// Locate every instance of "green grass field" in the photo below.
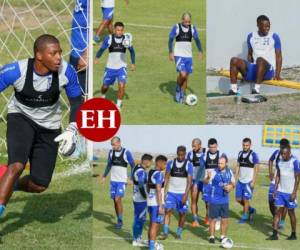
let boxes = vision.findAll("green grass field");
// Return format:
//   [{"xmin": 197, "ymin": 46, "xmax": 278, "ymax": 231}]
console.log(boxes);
[
  {"xmin": 93, "ymin": 159, "xmax": 300, "ymax": 250},
  {"xmin": 93, "ymin": 0, "xmax": 206, "ymax": 124}
]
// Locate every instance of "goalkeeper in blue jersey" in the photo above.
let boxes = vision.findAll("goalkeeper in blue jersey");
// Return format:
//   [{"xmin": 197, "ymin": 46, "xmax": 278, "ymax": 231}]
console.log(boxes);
[
  {"xmin": 168, "ymin": 12, "xmax": 203, "ymax": 103},
  {"xmin": 0, "ymin": 34, "xmax": 83, "ymax": 218}
]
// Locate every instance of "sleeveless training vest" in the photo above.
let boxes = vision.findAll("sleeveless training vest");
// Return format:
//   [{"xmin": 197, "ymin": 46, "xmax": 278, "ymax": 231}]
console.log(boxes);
[{"xmin": 176, "ymin": 23, "xmax": 192, "ymax": 42}]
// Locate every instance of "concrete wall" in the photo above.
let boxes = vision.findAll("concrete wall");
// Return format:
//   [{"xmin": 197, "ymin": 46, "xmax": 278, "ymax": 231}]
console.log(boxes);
[
  {"xmin": 207, "ymin": 0, "xmax": 300, "ymax": 69},
  {"xmin": 94, "ymin": 125, "xmax": 300, "ymax": 161}
]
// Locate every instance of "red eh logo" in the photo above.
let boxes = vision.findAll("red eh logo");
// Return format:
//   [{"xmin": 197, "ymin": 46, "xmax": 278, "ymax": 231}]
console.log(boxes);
[{"xmin": 76, "ymin": 98, "xmax": 121, "ymax": 142}]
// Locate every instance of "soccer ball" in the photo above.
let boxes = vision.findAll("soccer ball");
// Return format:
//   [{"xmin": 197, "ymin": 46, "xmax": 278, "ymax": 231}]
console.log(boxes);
[
  {"xmin": 185, "ymin": 94, "xmax": 198, "ymax": 106},
  {"xmin": 221, "ymin": 237, "xmax": 234, "ymax": 249},
  {"xmin": 122, "ymin": 33, "xmax": 132, "ymax": 48}
]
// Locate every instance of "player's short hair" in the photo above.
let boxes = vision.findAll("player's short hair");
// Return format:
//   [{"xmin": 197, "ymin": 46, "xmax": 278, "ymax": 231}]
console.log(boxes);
[
  {"xmin": 192, "ymin": 138, "xmax": 201, "ymax": 145},
  {"xmin": 111, "ymin": 136, "xmax": 121, "ymax": 144},
  {"xmin": 33, "ymin": 34, "xmax": 60, "ymax": 55},
  {"xmin": 114, "ymin": 21, "xmax": 125, "ymax": 28},
  {"xmin": 243, "ymin": 137, "xmax": 252, "ymax": 144},
  {"xmin": 182, "ymin": 12, "xmax": 192, "ymax": 20},
  {"xmin": 141, "ymin": 154, "xmax": 153, "ymax": 162},
  {"xmin": 155, "ymin": 155, "xmax": 168, "ymax": 162},
  {"xmin": 208, "ymin": 138, "xmax": 217, "ymax": 146},
  {"xmin": 281, "ymin": 144, "xmax": 291, "ymax": 152},
  {"xmin": 177, "ymin": 145, "xmax": 186, "ymax": 153},
  {"xmin": 280, "ymin": 138, "xmax": 290, "ymax": 146},
  {"xmin": 257, "ymin": 15, "xmax": 270, "ymax": 24}
]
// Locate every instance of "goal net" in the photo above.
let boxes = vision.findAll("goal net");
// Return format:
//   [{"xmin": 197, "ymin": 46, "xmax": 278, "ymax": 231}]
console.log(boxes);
[{"xmin": 0, "ymin": 0, "xmax": 92, "ymax": 160}]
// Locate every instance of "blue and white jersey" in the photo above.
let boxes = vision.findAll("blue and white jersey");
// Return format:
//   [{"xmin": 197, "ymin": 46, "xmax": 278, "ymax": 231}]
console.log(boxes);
[
  {"xmin": 71, "ymin": 0, "xmax": 88, "ymax": 58},
  {"xmin": 276, "ymin": 155, "xmax": 300, "ymax": 194},
  {"xmin": 269, "ymin": 149, "xmax": 281, "ymax": 184},
  {"xmin": 147, "ymin": 170, "xmax": 165, "ymax": 206},
  {"xmin": 210, "ymin": 167, "xmax": 235, "ymax": 204},
  {"xmin": 106, "ymin": 148, "xmax": 135, "ymax": 182},
  {"xmin": 101, "ymin": 35, "xmax": 133, "ymax": 69},
  {"xmin": 101, "ymin": 0, "xmax": 115, "ymax": 8},
  {"xmin": 247, "ymin": 31, "xmax": 281, "ymax": 69},
  {"xmin": 166, "ymin": 159, "xmax": 193, "ymax": 194},
  {"xmin": 132, "ymin": 165, "xmax": 147, "ymax": 202},
  {"xmin": 169, "ymin": 23, "xmax": 199, "ymax": 58},
  {"xmin": 237, "ymin": 150, "xmax": 259, "ymax": 183},
  {"xmin": 0, "ymin": 59, "xmax": 81, "ymax": 129},
  {"xmin": 187, "ymin": 150, "xmax": 205, "ymax": 180}
]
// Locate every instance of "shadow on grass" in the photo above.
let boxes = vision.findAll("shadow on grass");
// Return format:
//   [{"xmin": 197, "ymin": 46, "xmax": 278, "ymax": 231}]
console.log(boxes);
[
  {"xmin": 159, "ymin": 81, "xmax": 195, "ymax": 98},
  {"xmin": 0, "ymin": 189, "xmax": 92, "ymax": 237}
]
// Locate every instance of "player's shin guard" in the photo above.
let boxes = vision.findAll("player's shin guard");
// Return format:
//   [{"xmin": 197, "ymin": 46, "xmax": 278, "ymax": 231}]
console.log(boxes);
[
  {"xmin": 0, "ymin": 204, "xmax": 6, "ymax": 217},
  {"xmin": 163, "ymin": 224, "xmax": 169, "ymax": 235}
]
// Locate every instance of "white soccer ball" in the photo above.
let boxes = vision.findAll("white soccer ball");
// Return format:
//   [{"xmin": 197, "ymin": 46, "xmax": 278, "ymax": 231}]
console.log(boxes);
[
  {"xmin": 185, "ymin": 94, "xmax": 198, "ymax": 106},
  {"xmin": 122, "ymin": 33, "xmax": 132, "ymax": 48},
  {"xmin": 221, "ymin": 237, "xmax": 234, "ymax": 249}
]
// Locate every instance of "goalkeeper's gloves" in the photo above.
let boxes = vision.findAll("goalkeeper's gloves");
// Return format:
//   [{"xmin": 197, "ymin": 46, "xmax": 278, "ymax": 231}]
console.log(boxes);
[{"xmin": 54, "ymin": 122, "xmax": 78, "ymax": 156}]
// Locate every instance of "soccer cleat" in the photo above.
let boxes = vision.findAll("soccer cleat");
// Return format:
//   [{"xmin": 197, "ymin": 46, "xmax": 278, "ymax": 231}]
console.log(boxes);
[
  {"xmin": 251, "ymin": 89, "xmax": 260, "ymax": 94},
  {"xmin": 155, "ymin": 242, "xmax": 164, "ymax": 250},
  {"xmin": 132, "ymin": 237, "xmax": 148, "ymax": 247},
  {"xmin": 191, "ymin": 220, "xmax": 200, "ymax": 228},
  {"xmin": 175, "ymin": 234, "xmax": 182, "ymax": 240},
  {"xmin": 286, "ymin": 234, "xmax": 297, "ymax": 240},
  {"xmin": 209, "ymin": 236, "xmax": 215, "ymax": 244},
  {"xmin": 266, "ymin": 234, "xmax": 278, "ymax": 240},
  {"xmin": 228, "ymin": 89, "xmax": 237, "ymax": 95},
  {"xmin": 204, "ymin": 216, "xmax": 209, "ymax": 226},
  {"xmin": 158, "ymin": 234, "xmax": 168, "ymax": 240},
  {"xmin": 115, "ymin": 221, "xmax": 123, "ymax": 229}
]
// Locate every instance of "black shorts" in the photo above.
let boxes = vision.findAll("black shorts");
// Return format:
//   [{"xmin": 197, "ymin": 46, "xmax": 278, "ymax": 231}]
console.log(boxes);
[
  {"xmin": 6, "ymin": 113, "xmax": 61, "ymax": 187},
  {"xmin": 209, "ymin": 203, "xmax": 229, "ymax": 219}
]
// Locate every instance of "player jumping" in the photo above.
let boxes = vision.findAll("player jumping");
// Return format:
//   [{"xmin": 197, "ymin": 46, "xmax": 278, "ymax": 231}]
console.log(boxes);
[
  {"xmin": 229, "ymin": 15, "xmax": 282, "ymax": 95},
  {"xmin": 94, "ymin": 0, "xmax": 129, "ymax": 43},
  {"xmin": 235, "ymin": 138, "xmax": 259, "ymax": 224},
  {"xmin": 0, "ymin": 34, "xmax": 82, "ymax": 217},
  {"xmin": 160, "ymin": 146, "xmax": 193, "ymax": 240},
  {"xmin": 95, "ymin": 22, "xmax": 136, "ymax": 109},
  {"xmin": 168, "ymin": 12, "xmax": 203, "ymax": 103},
  {"xmin": 101, "ymin": 136, "xmax": 135, "ymax": 229},
  {"xmin": 147, "ymin": 155, "xmax": 168, "ymax": 250},
  {"xmin": 268, "ymin": 145, "xmax": 300, "ymax": 240}
]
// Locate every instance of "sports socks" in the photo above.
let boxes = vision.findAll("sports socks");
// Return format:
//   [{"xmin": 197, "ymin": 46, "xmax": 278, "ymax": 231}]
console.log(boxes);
[
  {"xmin": 231, "ymin": 83, "xmax": 238, "ymax": 92},
  {"xmin": 176, "ymin": 227, "xmax": 183, "ymax": 236},
  {"xmin": 149, "ymin": 240, "xmax": 155, "ymax": 250},
  {"xmin": 163, "ymin": 224, "xmax": 169, "ymax": 235},
  {"xmin": 0, "ymin": 204, "xmax": 6, "ymax": 217},
  {"xmin": 116, "ymin": 99, "xmax": 122, "ymax": 108}
]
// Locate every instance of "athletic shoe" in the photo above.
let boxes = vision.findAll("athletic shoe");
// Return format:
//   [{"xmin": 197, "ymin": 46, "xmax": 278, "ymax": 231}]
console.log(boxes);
[
  {"xmin": 209, "ymin": 236, "xmax": 215, "ymax": 244},
  {"xmin": 251, "ymin": 89, "xmax": 260, "ymax": 94},
  {"xmin": 175, "ymin": 234, "xmax": 181, "ymax": 240},
  {"xmin": 191, "ymin": 220, "xmax": 200, "ymax": 228},
  {"xmin": 228, "ymin": 89, "xmax": 237, "ymax": 95},
  {"xmin": 115, "ymin": 222, "xmax": 123, "ymax": 229},
  {"xmin": 132, "ymin": 237, "xmax": 148, "ymax": 247},
  {"xmin": 266, "ymin": 234, "xmax": 278, "ymax": 240},
  {"xmin": 286, "ymin": 234, "xmax": 297, "ymax": 240},
  {"xmin": 155, "ymin": 242, "xmax": 164, "ymax": 250},
  {"xmin": 158, "ymin": 234, "xmax": 168, "ymax": 240},
  {"xmin": 204, "ymin": 216, "xmax": 209, "ymax": 226}
]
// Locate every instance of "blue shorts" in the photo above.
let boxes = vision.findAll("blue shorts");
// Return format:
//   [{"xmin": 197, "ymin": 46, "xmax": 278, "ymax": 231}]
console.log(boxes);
[
  {"xmin": 268, "ymin": 183, "xmax": 276, "ymax": 202},
  {"xmin": 209, "ymin": 203, "xmax": 229, "ymax": 219},
  {"xmin": 148, "ymin": 206, "xmax": 164, "ymax": 224},
  {"xmin": 275, "ymin": 191, "xmax": 298, "ymax": 209},
  {"xmin": 165, "ymin": 192, "xmax": 189, "ymax": 214},
  {"xmin": 103, "ymin": 67, "xmax": 127, "ymax": 86},
  {"xmin": 236, "ymin": 181, "xmax": 253, "ymax": 200},
  {"xmin": 175, "ymin": 56, "xmax": 193, "ymax": 74},
  {"xmin": 202, "ymin": 183, "xmax": 212, "ymax": 203},
  {"xmin": 244, "ymin": 61, "xmax": 274, "ymax": 82},
  {"xmin": 192, "ymin": 180, "xmax": 203, "ymax": 192},
  {"xmin": 110, "ymin": 181, "xmax": 126, "ymax": 199},
  {"xmin": 133, "ymin": 201, "xmax": 147, "ymax": 223},
  {"xmin": 102, "ymin": 7, "xmax": 114, "ymax": 20}
]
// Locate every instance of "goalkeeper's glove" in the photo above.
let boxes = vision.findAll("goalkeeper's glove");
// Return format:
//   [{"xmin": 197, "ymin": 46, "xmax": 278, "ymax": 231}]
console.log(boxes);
[{"xmin": 54, "ymin": 122, "xmax": 78, "ymax": 156}]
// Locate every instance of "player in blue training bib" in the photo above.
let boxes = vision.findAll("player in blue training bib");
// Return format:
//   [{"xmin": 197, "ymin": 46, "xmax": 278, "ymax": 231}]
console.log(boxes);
[
  {"xmin": 160, "ymin": 146, "xmax": 193, "ymax": 240},
  {"xmin": 95, "ymin": 22, "xmax": 136, "ymax": 110},
  {"xmin": 186, "ymin": 138, "xmax": 205, "ymax": 227},
  {"xmin": 204, "ymin": 157, "xmax": 235, "ymax": 244},
  {"xmin": 93, "ymin": 0, "xmax": 129, "ymax": 43},
  {"xmin": 100, "ymin": 136, "xmax": 135, "ymax": 229},
  {"xmin": 168, "ymin": 12, "xmax": 203, "ymax": 103},
  {"xmin": 235, "ymin": 138, "xmax": 259, "ymax": 224},
  {"xmin": 267, "ymin": 145, "xmax": 300, "ymax": 241},
  {"xmin": 147, "ymin": 155, "xmax": 168, "ymax": 250},
  {"xmin": 70, "ymin": 0, "xmax": 88, "ymax": 93},
  {"xmin": 228, "ymin": 15, "xmax": 282, "ymax": 95},
  {"xmin": 131, "ymin": 154, "xmax": 153, "ymax": 247},
  {"xmin": 268, "ymin": 138, "xmax": 290, "ymax": 229}
]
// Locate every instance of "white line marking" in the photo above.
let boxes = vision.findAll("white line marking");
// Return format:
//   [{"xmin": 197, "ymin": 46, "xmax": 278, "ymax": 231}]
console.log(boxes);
[
  {"xmin": 93, "ymin": 21, "xmax": 206, "ymax": 32},
  {"xmin": 93, "ymin": 236, "xmax": 283, "ymax": 250},
  {"xmin": 53, "ymin": 160, "xmax": 91, "ymax": 180}
]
